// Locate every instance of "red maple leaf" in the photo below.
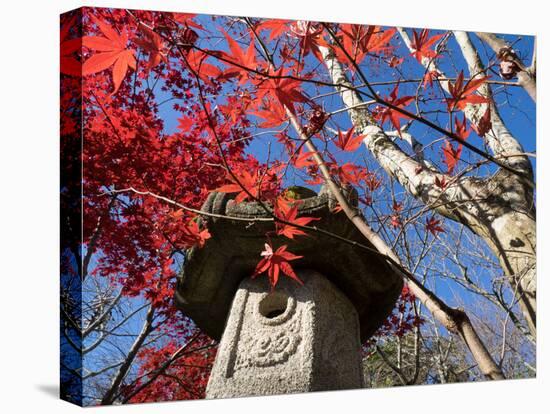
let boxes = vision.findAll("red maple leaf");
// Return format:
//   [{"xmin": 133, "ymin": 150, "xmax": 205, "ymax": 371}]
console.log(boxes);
[
  {"xmin": 337, "ymin": 25, "xmax": 395, "ymax": 65},
  {"xmin": 215, "ymin": 170, "xmax": 261, "ymax": 204},
  {"xmin": 393, "ymin": 200, "xmax": 403, "ymax": 213},
  {"xmin": 220, "ymin": 29, "xmax": 258, "ymax": 84},
  {"xmin": 373, "ymin": 85, "xmax": 415, "ymax": 132},
  {"xmin": 390, "ymin": 201, "xmax": 403, "ymax": 228},
  {"xmin": 389, "ymin": 56, "xmax": 404, "ymax": 68},
  {"xmin": 363, "ymin": 26, "xmax": 396, "ymax": 53},
  {"xmin": 445, "ymin": 71, "xmax": 489, "ymax": 111},
  {"xmin": 60, "ymin": 16, "xmax": 82, "ymax": 76},
  {"xmin": 184, "ymin": 49, "xmax": 222, "ymax": 82},
  {"xmin": 252, "ymin": 243, "xmax": 303, "ymax": 287},
  {"xmin": 177, "ymin": 116, "xmax": 193, "ymax": 132},
  {"xmin": 422, "ymin": 70, "xmax": 441, "ymax": 88},
  {"xmin": 260, "ymin": 68, "xmax": 309, "ymax": 114},
  {"xmin": 442, "ymin": 140, "xmax": 462, "ymax": 175},
  {"xmin": 171, "ymin": 13, "xmax": 205, "ymax": 31},
  {"xmin": 333, "ymin": 126, "xmax": 365, "ymax": 152},
  {"xmin": 180, "ymin": 219, "xmax": 211, "ymax": 248},
  {"xmin": 434, "ymin": 175, "xmax": 448, "ymax": 190},
  {"xmin": 364, "ymin": 172, "xmax": 382, "ymax": 191},
  {"xmin": 442, "ymin": 116, "xmax": 470, "ymax": 174},
  {"xmin": 289, "ymin": 21, "xmax": 329, "ymax": 64},
  {"xmin": 410, "ymin": 29, "xmax": 444, "ymax": 62},
  {"xmin": 293, "ymin": 150, "xmax": 316, "ymax": 168},
  {"xmin": 425, "ymin": 216, "xmax": 445, "ymax": 236},
  {"xmin": 304, "ymin": 174, "xmax": 324, "ymax": 185},
  {"xmin": 256, "ymin": 19, "xmax": 290, "ymax": 41},
  {"xmin": 275, "ymin": 198, "xmax": 319, "ymax": 239},
  {"xmin": 472, "ymin": 107, "xmax": 492, "ymax": 137},
  {"xmin": 454, "ymin": 115, "xmax": 471, "ymax": 141},
  {"xmin": 390, "ymin": 214, "xmax": 401, "ymax": 228},
  {"xmin": 134, "ymin": 22, "xmax": 168, "ymax": 73},
  {"xmin": 253, "ymin": 99, "xmax": 288, "ymax": 128},
  {"xmin": 82, "ymin": 14, "xmax": 136, "ymax": 93},
  {"xmin": 335, "ymin": 163, "xmax": 365, "ymax": 186}
]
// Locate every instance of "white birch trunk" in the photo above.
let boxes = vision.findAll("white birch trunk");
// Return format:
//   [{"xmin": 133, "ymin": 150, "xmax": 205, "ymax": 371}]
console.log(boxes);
[{"xmin": 319, "ymin": 35, "xmax": 536, "ymax": 337}]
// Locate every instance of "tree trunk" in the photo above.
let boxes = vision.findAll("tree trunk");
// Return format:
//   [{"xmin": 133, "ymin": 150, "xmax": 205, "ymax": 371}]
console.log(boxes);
[
  {"xmin": 318, "ymin": 40, "xmax": 537, "ymax": 338},
  {"xmin": 452, "ymin": 172, "xmax": 536, "ymax": 336},
  {"xmin": 476, "ymin": 31, "xmax": 536, "ymax": 102}
]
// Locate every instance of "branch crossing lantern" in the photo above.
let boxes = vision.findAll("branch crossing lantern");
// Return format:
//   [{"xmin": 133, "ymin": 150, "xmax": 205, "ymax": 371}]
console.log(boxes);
[{"xmin": 175, "ymin": 186, "xmax": 403, "ymax": 397}]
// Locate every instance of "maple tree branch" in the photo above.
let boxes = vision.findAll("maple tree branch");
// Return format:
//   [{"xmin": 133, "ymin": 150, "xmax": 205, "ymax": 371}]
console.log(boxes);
[
  {"xmin": 296, "ymin": 111, "xmax": 505, "ymax": 380},
  {"xmin": 82, "ymin": 195, "xmax": 117, "ymax": 280},
  {"xmin": 317, "ymin": 38, "xmax": 504, "ymax": 237},
  {"xmin": 120, "ymin": 333, "xmax": 212, "ymax": 403},
  {"xmin": 161, "ymin": 373, "xmax": 203, "ymax": 398},
  {"xmin": 83, "ymin": 289, "xmax": 123, "ymax": 338},
  {"xmin": 172, "ymin": 36, "xmax": 284, "ymax": 221},
  {"xmin": 102, "ymin": 187, "xmax": 396, "ymax": 261},
  {"xmin": 441, "ymin": 244, "xmax": 535, "ymax": 344},
  {"xmin": 299, "ymin": 113, "xmax": 505, "ymax": 378},
  {"xmin": 310, "ymin": 77, "xmax": 520, "ymax": 104},
  {"xmin": 130, "ymin": 13, "xmax": 378, "ymax": 103},
  {"xmin": 102, "ymin": 187, "xmax": 271, "ymax": 222},
  {"xmin": 375, "ymin": 345, "xmax": 410, "ymax": 385},
  {"xmin": 394, "ymin": 29, "xmax": 536, "ymax": 338},
  {"xmin": 61, "ymin": 326, "xmax": 82, "ymax": 354},
  {"xmin": 60, "ymin": 293, "xmax": 81, "ymax": 333},
  {"xmin": 150, "ymin": 16, "xmax": 526, "ymax": 184},
  {"xmin": 83, "ymin": 362, "xmax": 124, "ymax": 380},
  {"xmin": 189, "ymin": 43, "xmax": 378, "ymax": 99},
  {"xmin": 101, "ymin": 304, "xmax": 156, "ymax": 405},
  {"xmin": 82, "ymin": 301, "xmax": 152, "ymax": 355}
]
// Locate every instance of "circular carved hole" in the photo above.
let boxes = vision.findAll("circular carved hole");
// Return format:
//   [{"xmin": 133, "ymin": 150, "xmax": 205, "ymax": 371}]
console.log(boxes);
[{"xmin": 259, "ymin": 292, "xmax": 289, "ymax": 319}]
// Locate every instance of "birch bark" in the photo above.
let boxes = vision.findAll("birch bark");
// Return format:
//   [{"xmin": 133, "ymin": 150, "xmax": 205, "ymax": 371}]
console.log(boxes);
[{"xmin": 319, "ymin": 34, "xmax": 536, "ymax": 337}]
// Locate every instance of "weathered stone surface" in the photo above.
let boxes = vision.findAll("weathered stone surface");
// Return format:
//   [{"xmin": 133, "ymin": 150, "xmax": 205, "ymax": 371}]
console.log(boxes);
[
  {"xmin": 175, "ymin": 186, "xmax": 403, "ymax": 342},
  {"xmin": 205, "ymin": 270, "xmax": 364, "ymax": 398}
]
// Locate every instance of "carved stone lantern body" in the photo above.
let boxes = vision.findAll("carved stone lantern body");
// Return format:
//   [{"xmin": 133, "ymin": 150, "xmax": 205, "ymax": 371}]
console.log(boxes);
[{"xmin": 206, "ymin": 270, "xmax": 364, "ymax": 397}]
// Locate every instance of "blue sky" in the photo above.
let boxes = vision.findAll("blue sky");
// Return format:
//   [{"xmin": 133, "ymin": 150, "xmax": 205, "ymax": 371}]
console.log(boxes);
[
  {"xmin": 78, "ymin": 13, "xmax": 536, "ymax": 400},
  {"xmin": 156, "ymin": 16, "xmax": 535, "ymax": 178},
  {"xmin": 159, "ymin": 12, "xmax": 535, "ymax": 353}
]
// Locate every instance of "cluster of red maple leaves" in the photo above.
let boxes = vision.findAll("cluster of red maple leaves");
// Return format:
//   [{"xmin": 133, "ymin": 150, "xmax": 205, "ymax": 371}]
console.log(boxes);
[{"xmin": 60, "ymin": 6, "xmax": 497, "ymax": 402}]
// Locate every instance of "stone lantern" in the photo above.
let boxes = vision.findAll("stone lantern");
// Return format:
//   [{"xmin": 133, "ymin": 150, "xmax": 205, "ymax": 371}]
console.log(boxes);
[{"xmin": 175, "ymin": 186, "xmax": 402, "ymax": 398}]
